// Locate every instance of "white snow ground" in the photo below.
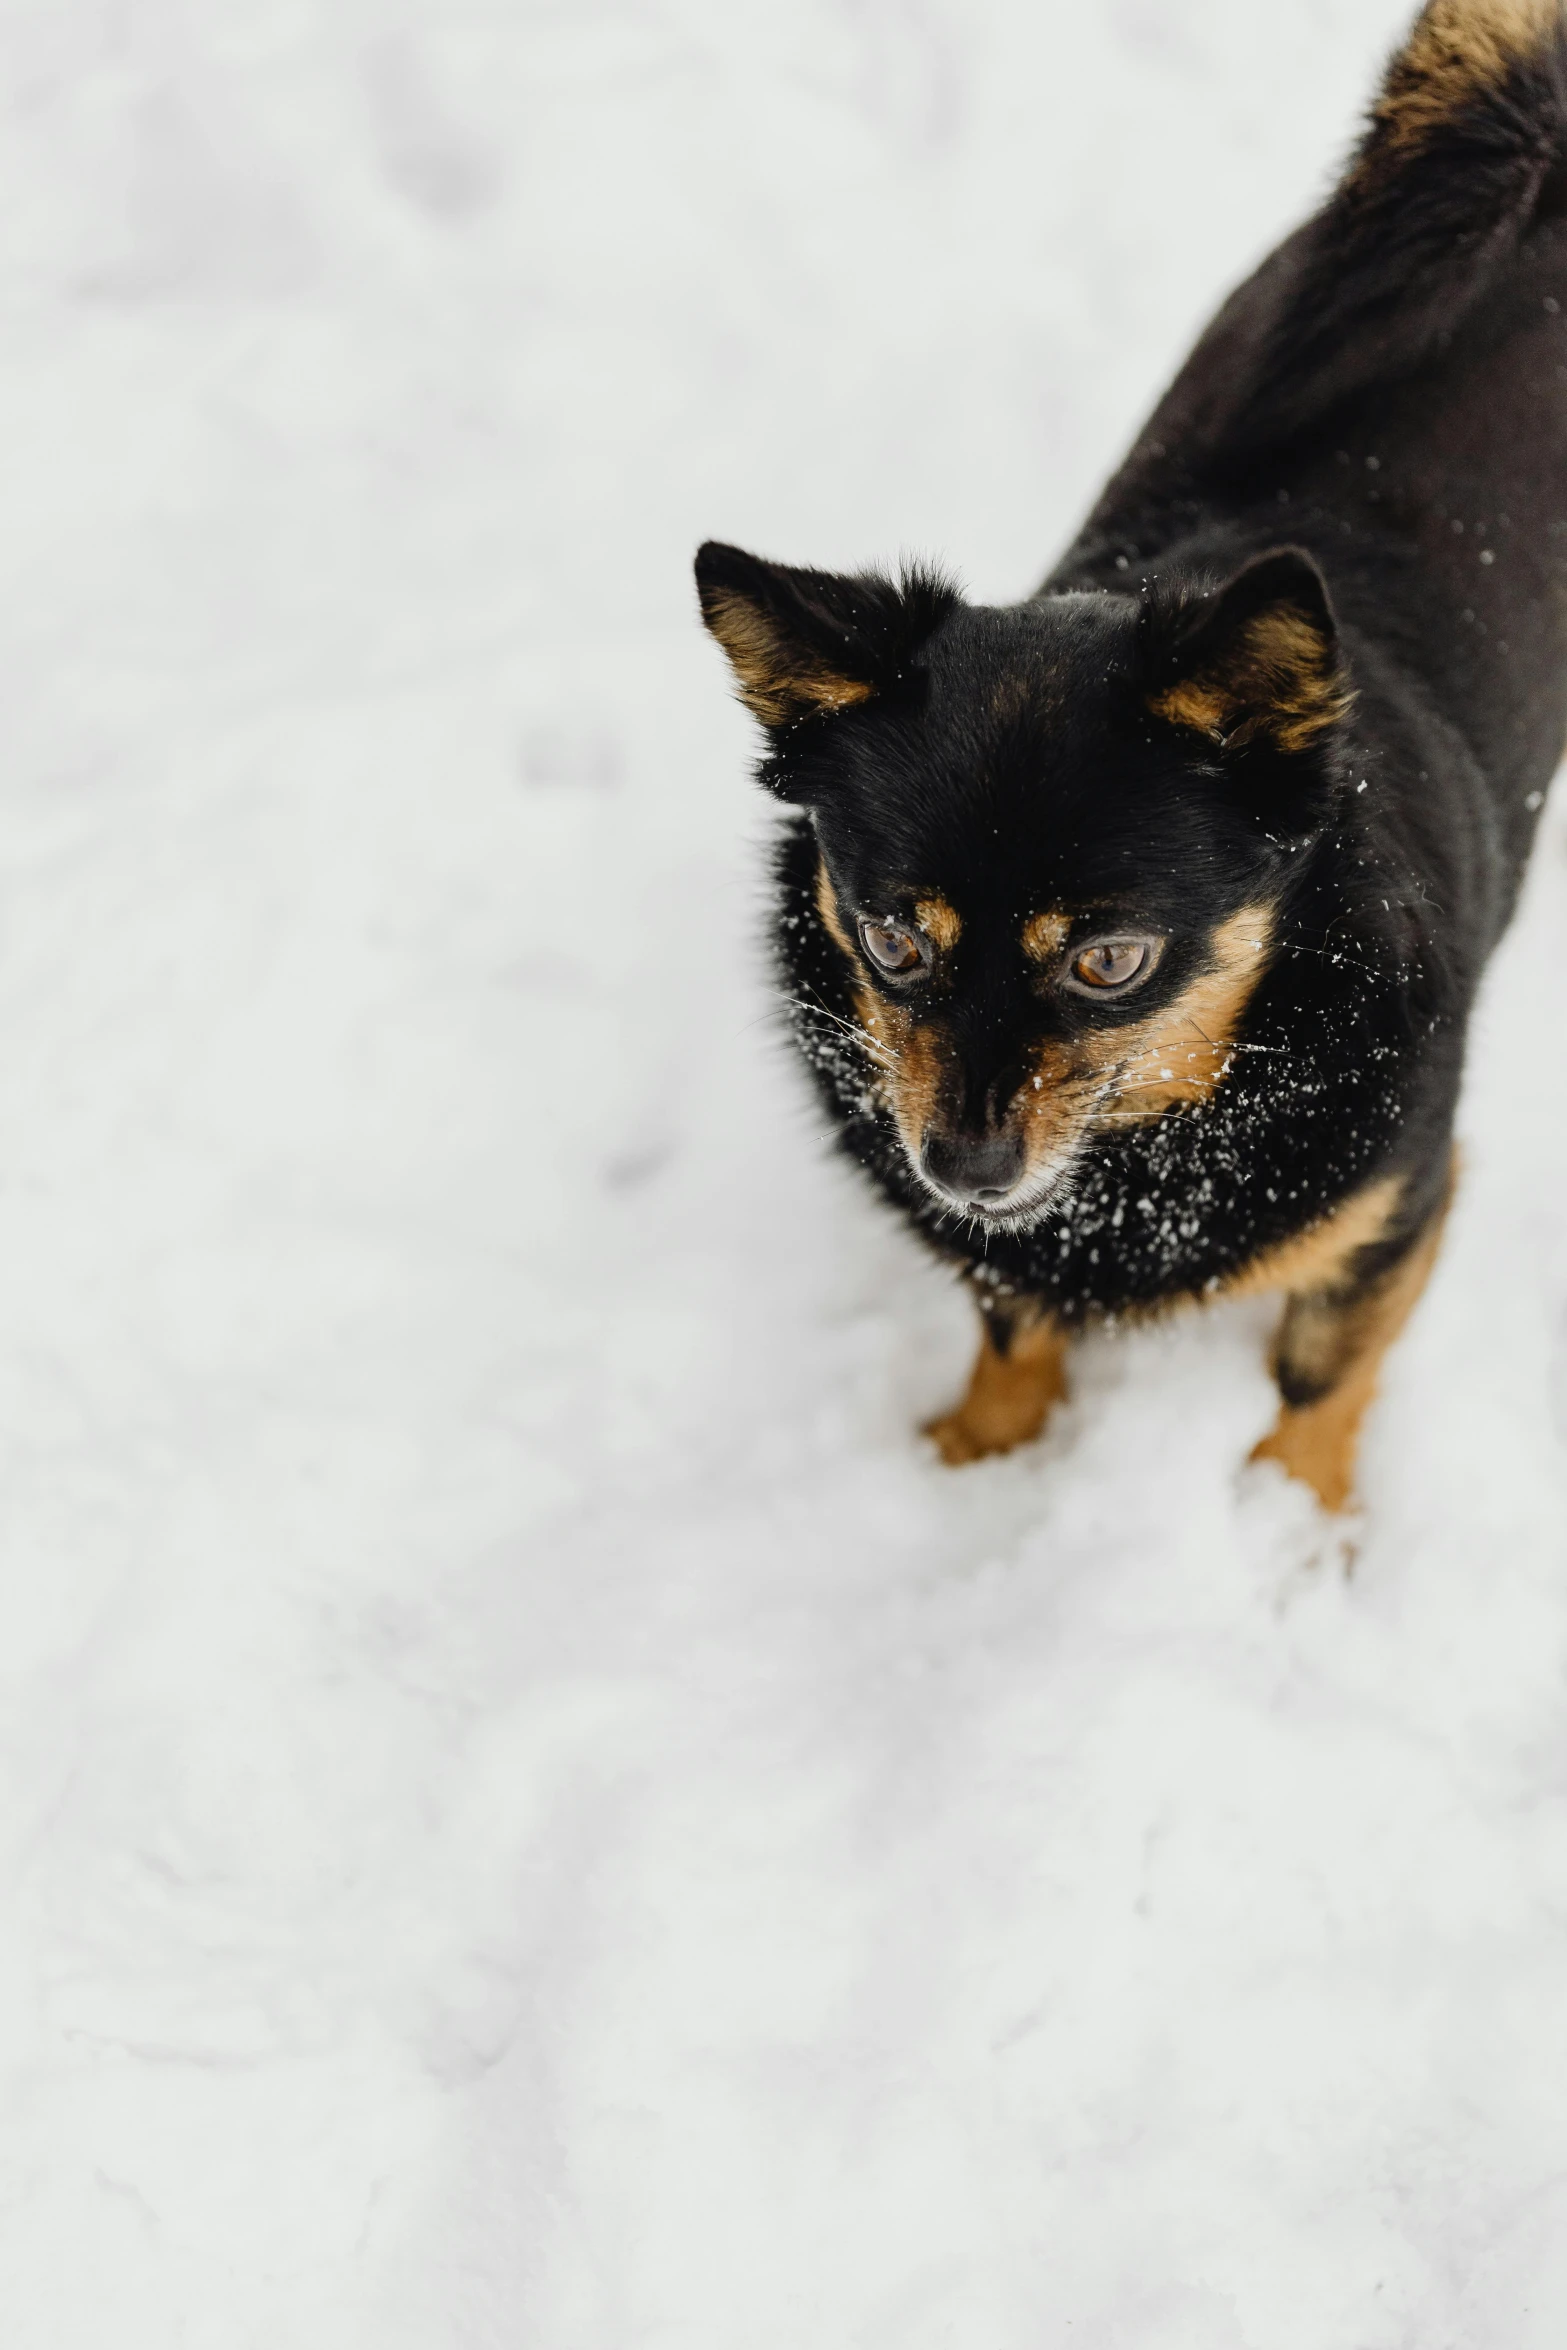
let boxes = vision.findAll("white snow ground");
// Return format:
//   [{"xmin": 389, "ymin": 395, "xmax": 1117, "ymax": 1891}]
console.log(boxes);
[{"xmin": 4, "ymin": 0, "xmax": 1567, "ymax": 2342}]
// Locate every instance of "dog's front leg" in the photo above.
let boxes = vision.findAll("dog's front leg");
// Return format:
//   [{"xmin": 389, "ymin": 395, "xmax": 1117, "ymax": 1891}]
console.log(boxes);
[{"xmin": 925, "ymin": 1298, "xmax": 1068, "ymax": 1466}]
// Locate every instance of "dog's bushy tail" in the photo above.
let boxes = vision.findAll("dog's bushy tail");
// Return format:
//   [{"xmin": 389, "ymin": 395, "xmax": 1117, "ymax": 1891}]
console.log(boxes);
[{"xmin": 1239, "ymin": 0, "xmax": 1567, "ymax": 447}]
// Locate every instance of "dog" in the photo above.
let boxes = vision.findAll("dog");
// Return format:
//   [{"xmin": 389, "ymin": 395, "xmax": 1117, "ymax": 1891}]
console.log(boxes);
[{"xmin": 696, "ymin": 0, "xmax": 1567, "ymax": 1512}]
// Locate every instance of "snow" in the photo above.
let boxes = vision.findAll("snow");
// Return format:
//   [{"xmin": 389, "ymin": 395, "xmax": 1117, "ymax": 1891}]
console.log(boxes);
[{"xmin": 4, "ymin": 1, "xmax": 1567, "ymax": 2343}]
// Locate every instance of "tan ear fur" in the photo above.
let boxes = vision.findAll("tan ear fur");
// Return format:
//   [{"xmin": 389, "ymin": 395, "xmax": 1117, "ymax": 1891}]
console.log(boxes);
[
  {"xmin": 1148, "ymin": 600, "xmax": 1353, "ymax": 754},
  {"xmin": 701, "ymin": 591, "xmax": 877, "ymax": 727}
]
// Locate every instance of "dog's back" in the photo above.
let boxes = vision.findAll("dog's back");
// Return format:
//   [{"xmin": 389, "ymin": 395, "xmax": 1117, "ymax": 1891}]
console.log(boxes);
[{"xmin": 1056, "ymin": 0, "xmax": 1567, "ymax": 936}]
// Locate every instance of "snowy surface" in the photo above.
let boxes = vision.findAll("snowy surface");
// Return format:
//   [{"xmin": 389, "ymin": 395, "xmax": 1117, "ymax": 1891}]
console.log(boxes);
[{"xmin": 6, "ymin": 1, "xmax": 1567, "ymax": 2343}]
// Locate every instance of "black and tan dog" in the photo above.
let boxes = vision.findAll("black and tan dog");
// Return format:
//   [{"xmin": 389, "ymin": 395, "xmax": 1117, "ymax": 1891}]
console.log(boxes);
[{"xmin": 696, "ymin": 0, "xmax": 1567, "ymax": 1511}]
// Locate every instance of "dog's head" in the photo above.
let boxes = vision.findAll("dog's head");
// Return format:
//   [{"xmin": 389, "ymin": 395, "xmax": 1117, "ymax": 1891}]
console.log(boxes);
[{"xmin": 697, "ymin": 539, "xmax": 1352, "ymax": 1227}]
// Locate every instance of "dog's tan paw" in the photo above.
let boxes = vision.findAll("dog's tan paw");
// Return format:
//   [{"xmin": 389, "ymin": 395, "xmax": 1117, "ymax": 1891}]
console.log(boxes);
[
  {"xmin": 924, "ymin": 1405, "xmax": 1019, "ymax": 1466},
  {"xmin": 923, "ymin": 1317, "xmax": 1068, "ymax": 1466}
]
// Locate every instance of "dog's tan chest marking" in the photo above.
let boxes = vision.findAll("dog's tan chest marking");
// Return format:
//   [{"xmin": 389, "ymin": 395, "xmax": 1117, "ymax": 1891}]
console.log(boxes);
[{"xmin": 1223, "ymin": 1173, "xmax": 1407, "ymax": 1304}]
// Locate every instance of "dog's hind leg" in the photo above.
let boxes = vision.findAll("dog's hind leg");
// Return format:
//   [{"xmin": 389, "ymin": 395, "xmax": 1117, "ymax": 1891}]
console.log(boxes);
[
  {"xmin": 926, "ymin": 1303, "xmax": 1068, "ymax": 1467},
  {"xmin": 1252, "ymin": 1170, "xmax": 1455, "ymax": 1513}
]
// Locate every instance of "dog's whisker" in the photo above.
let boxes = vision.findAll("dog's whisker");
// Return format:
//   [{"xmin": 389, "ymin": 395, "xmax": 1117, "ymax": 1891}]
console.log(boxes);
[
  {"xmin": 797, "ymin": 986, "xmax": 902, "ymax": 1063},
  {"xmin": 787, "ymin": 992, "xmax": 901, "ymax": 1073}
]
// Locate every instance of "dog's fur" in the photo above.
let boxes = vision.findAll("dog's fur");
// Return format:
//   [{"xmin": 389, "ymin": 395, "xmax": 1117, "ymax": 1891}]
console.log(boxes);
[{"xmin": 696, "ymin": 0, "xmax": 1567, "ymax": 1510}]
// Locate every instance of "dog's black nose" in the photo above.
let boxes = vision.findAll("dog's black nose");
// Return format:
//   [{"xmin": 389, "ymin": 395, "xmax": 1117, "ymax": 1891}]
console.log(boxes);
[{"xmin": 920, "ymin": 1126, "xmax": 1027, "ymax": 1205}]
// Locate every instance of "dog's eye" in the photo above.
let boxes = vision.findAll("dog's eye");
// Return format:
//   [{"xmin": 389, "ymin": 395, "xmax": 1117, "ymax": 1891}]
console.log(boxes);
[
  {"xmin": 1067, "ymin": 937, "xmax": 1158, "ymax": 992},
  {"xmin": 859, "ymin": 917, "xmax": 928, "ymax": 976}
]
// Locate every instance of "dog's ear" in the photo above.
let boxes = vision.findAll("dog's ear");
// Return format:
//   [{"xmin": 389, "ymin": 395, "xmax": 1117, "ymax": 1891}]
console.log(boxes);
[
  {"xmin": 1143, "ymin": 548, "xmax": 1352, "ymax": 756},
  {"xmin": 695, "ymin": 541, "xmax": 957, "ymax": 729}
]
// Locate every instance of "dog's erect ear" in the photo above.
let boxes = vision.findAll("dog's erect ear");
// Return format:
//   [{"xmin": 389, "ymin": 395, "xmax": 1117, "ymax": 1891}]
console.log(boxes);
[
  {"xmin": 1143, "ymin": 548, "xmax": 1352, "ymax": 755},
  {"xmin": 695, "ymin": 540, "xmax": 958, "ymax": 729}
]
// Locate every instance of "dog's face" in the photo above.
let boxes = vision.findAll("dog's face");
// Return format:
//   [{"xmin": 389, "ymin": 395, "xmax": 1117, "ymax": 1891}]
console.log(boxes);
[{"xmin": 697, "ymin": 540, "xmax": 1351, "ymax": 1227}]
